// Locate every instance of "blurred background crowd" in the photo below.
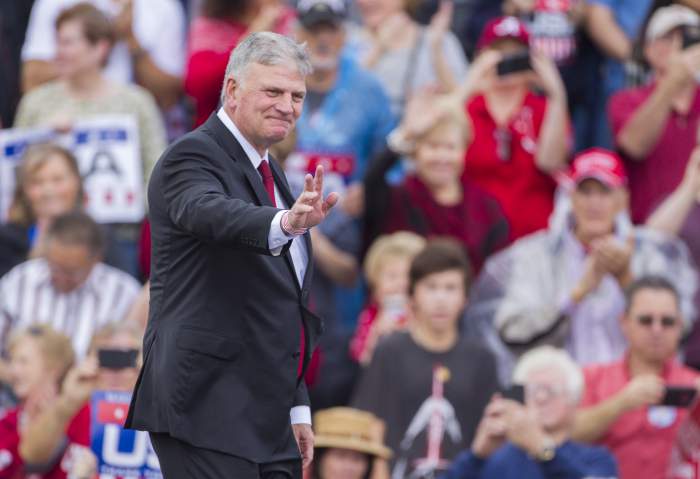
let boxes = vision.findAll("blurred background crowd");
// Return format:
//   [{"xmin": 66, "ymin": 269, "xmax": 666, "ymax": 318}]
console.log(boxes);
[{"xmin": 2, "ymin": 0, "xmax": 700, "ymax": 478}]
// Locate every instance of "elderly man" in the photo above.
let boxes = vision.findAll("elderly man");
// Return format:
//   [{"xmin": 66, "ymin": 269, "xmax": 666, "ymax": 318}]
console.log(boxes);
[
  {"xmin": 466, "ymin": 148, "xmax": 697, "ymax": 381},
  {"xmin": 444, "ymin": 346, "xmax": 618, "ymax": 478},
  {"xmin": 573, "ymin": 276, "xmax": 700, "ymax": 479},
  {"xmin": 126, "ymin": 32, "xmax": 338, "ymax": 479}
]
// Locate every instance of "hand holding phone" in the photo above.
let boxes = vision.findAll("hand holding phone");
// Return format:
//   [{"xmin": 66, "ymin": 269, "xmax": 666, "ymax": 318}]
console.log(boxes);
[
  {"xmin": 98, "ymin": 348, "xmax": 139, "ymax": 370},
  {"xmin": 502, "ymin": 384, "xmax": 525, "ymax": 404},
  {"xmin": 497, "ymin": 51, "xmax": 532, "ymax": 77},
  {"xmin": 662, "ymin": 385, "xmax": 697, "ymax": 408},
  {"xmin": 683, "ymin": 25, "xmax": 700, "ymax": 50}
]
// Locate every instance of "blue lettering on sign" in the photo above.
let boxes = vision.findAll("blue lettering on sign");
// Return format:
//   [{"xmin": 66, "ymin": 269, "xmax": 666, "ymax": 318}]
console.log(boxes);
[
  {"xmin": 74, "ymin": 129, "xmax": 128, "ymax": 145},
  {"xmin": 91, "ymin": 391, "xmax": 161, "ymax": 478}
]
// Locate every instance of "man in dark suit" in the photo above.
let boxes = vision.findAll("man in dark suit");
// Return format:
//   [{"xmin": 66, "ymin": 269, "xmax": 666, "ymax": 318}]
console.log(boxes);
[{"xmin": 125, "ymin": 32, "xmax": 339, "ymax": 479}]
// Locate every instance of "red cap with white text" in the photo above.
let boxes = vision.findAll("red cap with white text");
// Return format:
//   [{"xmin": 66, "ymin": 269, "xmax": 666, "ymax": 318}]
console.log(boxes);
[
  {"xmin": 476, "ymin": 16, "xmax": 530, "ymax": 51},
  {"xmin": 569, "ymin": 148, "xmax": 627, "ymax": 188}
]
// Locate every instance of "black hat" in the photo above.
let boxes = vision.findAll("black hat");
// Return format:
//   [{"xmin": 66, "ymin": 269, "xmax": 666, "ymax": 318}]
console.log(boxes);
[{"xmin": 297, "ymin": 0, "xmax": 346, "ymax": 28}]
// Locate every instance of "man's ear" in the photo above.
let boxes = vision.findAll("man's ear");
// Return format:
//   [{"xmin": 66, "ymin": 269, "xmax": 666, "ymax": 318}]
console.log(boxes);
[{"xmin": 225, "ymin": 77, "xmax": 238, "ymax": 108}]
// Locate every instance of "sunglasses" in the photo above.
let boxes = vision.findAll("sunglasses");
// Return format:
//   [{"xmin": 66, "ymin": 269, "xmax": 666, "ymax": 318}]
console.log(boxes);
[{"xmin": 636, "ymin": 315, "xmax": 678, "ymax": 328}]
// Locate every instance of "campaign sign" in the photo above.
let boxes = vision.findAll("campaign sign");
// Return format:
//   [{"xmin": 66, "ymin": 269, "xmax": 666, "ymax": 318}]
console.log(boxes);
[
  {"xmin": 0, "ymin": 114, "xmax": 144, "ymax": 224},
  {"xmin": 91, "ymin": 391, "xmax": 162, "ymax": 479},
  {"xmin": 284, "ymin": 151, "xmax": 356, "ymax": 196}
]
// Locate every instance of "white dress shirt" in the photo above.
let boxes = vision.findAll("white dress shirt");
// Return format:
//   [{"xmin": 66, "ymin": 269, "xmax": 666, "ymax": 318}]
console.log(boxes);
[{"xmin": 216, "ymin": 108, "xmax": 311, "ymax": 425}]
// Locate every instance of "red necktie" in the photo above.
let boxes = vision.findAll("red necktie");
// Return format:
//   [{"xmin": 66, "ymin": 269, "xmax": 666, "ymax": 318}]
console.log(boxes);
[
  {"xmin": 258, "ymin": 159, "xmax": 307, "ymax": 377},
  {"xmin": 257, "ymin": 160, "xmax": 276, "ymax": 207}
]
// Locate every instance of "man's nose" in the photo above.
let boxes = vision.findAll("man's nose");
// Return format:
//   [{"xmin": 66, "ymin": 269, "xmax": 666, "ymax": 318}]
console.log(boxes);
[{"xmin": 275, "ymin": 93, "xmax": 294, "ymax": 115}]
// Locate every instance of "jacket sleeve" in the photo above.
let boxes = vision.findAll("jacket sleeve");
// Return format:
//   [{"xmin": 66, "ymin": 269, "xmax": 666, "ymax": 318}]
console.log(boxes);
[
  {"xmin": 489, "ymin": 240, "xmax": 568, "ymax": 350},
  {"xmin": 293, "ymin": 381, "xmax": 310, "ymax": 408},
  {"xmin": 539, "ymin": 445, "xmax": 618, "ymax": 479},
  {"xmin": 441, "ymin": 451, "xmax": 484, "ymax": 479},
  {"xmin": 161, "ymin": 138, "xmax": 288, "ymax": 255}
]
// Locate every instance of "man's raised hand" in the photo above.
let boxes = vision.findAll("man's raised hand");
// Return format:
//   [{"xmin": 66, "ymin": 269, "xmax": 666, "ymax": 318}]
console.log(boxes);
[{"xmin": 288, "ymin": 165, "xmax": 339, "ymax": 231}]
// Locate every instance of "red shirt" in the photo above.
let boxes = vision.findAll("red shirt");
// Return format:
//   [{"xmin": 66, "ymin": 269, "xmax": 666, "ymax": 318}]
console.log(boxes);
[
  {"xmin": 581, "ymin": 356, "xmax": 700, "ymax": 479},
  {"xmin": 464, "ymin": 92, "xmax": 558, "ymax": 242},
  {"xmin": 609, "ymin": 83, "xmax": 700, "ymax": 223},
  {"xmin": 381, "ymin": 175, "xmax": 509, "ymax": 273},
  {"xmin": 349, "ymin": 303, "xmax": 408, "ymax": 363},
  {"xmin": 0, "ymin": 405, "xmax": 90, "ymax": 479},
  {"xmin": 184, "ymin": 12, "xmax": 296, "ymax": 127}
]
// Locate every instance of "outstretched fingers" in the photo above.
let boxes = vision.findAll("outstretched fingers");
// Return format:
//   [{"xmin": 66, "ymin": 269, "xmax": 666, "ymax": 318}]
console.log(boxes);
[
  {"xmin": 314, "ymin": 165, "xmax": 324, "ymax": 194},
  {"xmin": 304, "ymin": 173, "xmax": 314, "ymax": 193},
  {"xmin": 322, "ymin": 192, "xmax": 340, "ymax": 214}
]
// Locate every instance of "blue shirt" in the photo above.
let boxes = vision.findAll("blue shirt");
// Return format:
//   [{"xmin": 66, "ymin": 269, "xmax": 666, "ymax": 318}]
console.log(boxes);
[
  {"xmin": 589, "ymin": 0, "xmax": 654, "ymax": 95},
  {"xmin": 290, "ymin": 54, "xmax": 395, "ymax": 187},
  {"xmin": 288, "ymin": 54, "xmax": 395, "ymax": 328},
  {"xmin": 442, "ymin": 441, "xmax": 617, "ymax": 479}
]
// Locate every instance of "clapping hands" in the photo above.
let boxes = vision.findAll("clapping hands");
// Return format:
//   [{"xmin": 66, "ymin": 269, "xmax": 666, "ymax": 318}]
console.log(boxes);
[{"xmin": 573, "ymin": 235, "xmax": 635, "ymax": 302}]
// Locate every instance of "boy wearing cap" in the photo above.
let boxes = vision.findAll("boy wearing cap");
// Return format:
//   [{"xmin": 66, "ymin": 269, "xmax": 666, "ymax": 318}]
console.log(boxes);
[{"xmin": 466, "ymin": 148, "xmax": 697, "ymax": 372}]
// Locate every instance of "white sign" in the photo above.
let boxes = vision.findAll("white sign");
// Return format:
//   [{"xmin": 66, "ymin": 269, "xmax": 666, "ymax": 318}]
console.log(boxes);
[{"xmin": 0, "ymin": 115, "xmax": 144, "ymax": 224}]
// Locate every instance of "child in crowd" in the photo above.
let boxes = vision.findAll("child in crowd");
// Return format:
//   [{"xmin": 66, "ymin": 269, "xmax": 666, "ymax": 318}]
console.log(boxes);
[
  {"xmin": 350, "ymin": 232, "xmax": 426, "ymax": 365},
  {"xmin": 353, "ymin": 238, "xmax": 499, "ymax": 478}
]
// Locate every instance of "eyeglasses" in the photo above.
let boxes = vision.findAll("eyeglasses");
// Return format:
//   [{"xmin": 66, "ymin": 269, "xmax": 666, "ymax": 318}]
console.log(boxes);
[
  {"xmin": 635, "ymin": 315, "xmax": 678, "ymax": 328},
  {"xmin": 526, "ymin": 383, "xmax": 566, "ymax": 402}
]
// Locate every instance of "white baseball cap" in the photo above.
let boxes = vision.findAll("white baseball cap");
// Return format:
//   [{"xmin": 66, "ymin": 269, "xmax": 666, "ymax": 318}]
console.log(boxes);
[{"xmin": 646, "ymin": 5, "xmax": 700, "ymax": 42}]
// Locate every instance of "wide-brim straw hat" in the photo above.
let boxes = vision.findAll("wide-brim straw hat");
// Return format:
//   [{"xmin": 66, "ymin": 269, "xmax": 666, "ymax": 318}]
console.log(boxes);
[{"xmin": 313, "ymin": 408, "xmax": 393, "ymax": 460}]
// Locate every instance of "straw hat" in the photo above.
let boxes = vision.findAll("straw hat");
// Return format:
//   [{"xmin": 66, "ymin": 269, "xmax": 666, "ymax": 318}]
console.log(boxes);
[{"xmin": 313, "ymin": 408, "xmax": 393, "ymax": 460}]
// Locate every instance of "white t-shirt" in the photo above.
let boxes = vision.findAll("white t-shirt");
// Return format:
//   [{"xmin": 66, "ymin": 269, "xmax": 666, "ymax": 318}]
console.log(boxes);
[{"xmin": 21, "ymin": 0, "xmax": 185, "ymax": 83}]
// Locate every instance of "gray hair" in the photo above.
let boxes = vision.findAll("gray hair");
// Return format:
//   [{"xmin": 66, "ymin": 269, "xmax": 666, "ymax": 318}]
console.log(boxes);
[
  {"xmin": 512, "ymin": 346, "xmax": 585, "ymax": 404},
  {"xmin": 220, "ymin": 32, "xmax": 312, "ymax": 105}
]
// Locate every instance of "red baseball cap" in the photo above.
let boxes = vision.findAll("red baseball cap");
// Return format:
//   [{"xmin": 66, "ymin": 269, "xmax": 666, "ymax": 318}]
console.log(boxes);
[
  {"xmin": 569, "ymin": 148, "xmax": 627, "ymax": 188},
  {"xmin": 476, "ymin": 16, "xmax": 530, "ymax": 51}
]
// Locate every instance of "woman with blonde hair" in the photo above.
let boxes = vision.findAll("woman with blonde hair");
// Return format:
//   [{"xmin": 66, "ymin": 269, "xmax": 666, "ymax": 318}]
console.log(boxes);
[
  {"xmin": 363, "ymin": 92, "xmax": 509, "ymax": 275},
  {"xmin": 0, "ymin": 324, "xmax": 79, "ymax": 478},
  {"xmin": 16, "ymin": 321, "xmax": 144, "ymax": 478},
  {"xmin": 0, "ymin": 143, "xmax": 83, "ymax": 276}
]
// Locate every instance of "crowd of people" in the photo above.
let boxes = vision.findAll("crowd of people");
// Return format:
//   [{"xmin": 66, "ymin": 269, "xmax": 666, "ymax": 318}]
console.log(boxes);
[{"xmin": 2, "ymin": 0, "xmax": 700, "ymax": 478}]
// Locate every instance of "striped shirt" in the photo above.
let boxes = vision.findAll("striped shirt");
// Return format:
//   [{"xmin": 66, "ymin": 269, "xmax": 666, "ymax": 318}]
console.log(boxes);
[{"xmin": 0, "ymin": 259, "xmax": 141, "ymax": 358}]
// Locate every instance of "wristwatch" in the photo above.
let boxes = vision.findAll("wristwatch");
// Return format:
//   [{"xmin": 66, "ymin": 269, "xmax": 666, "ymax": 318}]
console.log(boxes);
[{"xmin": 532, "ymin": 438, "xmax": 556, "ymax": 462}]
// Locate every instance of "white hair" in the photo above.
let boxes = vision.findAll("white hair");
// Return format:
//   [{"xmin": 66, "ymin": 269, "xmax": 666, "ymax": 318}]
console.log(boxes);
[
  {"xmin": 512, "ymin": 346, "xmax": 585, "ymax": 404},
  {"xmin": 220, "ymin": 32, "xmax": 312, "ymax": 105}
]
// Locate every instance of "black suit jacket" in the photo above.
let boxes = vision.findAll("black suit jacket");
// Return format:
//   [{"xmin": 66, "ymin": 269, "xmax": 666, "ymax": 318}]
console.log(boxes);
[{"xmin": 126, "ymin": 114, "xmax": 323, "ymax": 463}]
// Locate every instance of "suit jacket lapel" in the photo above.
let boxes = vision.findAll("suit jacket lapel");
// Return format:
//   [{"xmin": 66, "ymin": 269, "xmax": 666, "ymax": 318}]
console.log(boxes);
[
  {"xmin": 202, "ymin": 114, "xmax": 274, "ymax": 208},
  {"xmin": 269, "ymin": 156, "xmax": 315, "ymax": 294}
]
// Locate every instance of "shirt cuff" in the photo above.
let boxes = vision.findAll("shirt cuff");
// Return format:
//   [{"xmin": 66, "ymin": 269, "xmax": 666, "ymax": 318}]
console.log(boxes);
[
  {"xmin": 290, "ymin": 406, "xmax": 312, "ymax": 425},
  {"xmin": 269, "ymin": 210, "xmax": 292, "ymax": 255}
]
